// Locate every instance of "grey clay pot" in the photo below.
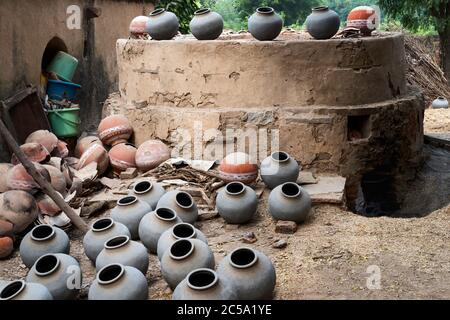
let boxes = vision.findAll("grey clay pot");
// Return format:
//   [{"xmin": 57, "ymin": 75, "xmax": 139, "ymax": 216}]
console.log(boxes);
[
  {"xmin": 173, "ymin": 268, "xmax": 237, "ymax": 300},
  {"xmin": 217, "ymin": 247, "xmax": 276, "ymax": 300},
  {"xmin": 156, "ymin": 190, "xmax": 198, "ymax": 224},
  {"xmin": 432, "ymin": 96, "xmax": 449, "ymax": 109},
  {"xmin": 190, "ymin": 8, "xmax": 224, "ymax": 40},
  {"xmin": 96, "ymin": 235, "xmax": 149, "ymax": 275},
  {"xmin": 268, "ymin": 182, "xmax": 312, "ymax": 223},
  {"xmin": 306, "ymin": 6, "xmax": 340, "ymax": 40},
  {"xmin": 216, "ymin": 182, "xmax": 257, "ymax": 224},
  {"xmin": 248, "ymin": 7, "xmax": 283, "ymax": 41},
  {"xmin": 26, "ymin": 253, "xmax": 81, "ymax": 300},
  {"xmin": 157, "ymin": 222, "xmax": 208, "ymax": 260},
  {"xmin": 20, "ymin": 225, "xmax": 70, "ymax": 268},
  {"xmin": 260, "ymin": 151, "xmax": 300, "ymax": 189},
  {"xmin": 111, "ymin": 195, "xmax": 151, "ymax": 239},
  {"xmin": 0, "ymin": 280, "xmax": 53, "ymax": 300},
  {"xmin": 83, "ymin": 218, "xmax": 131, "ymax": 262},
  {"xmin": 131, "ymin": 180, "xmax": 166, "ymax": 209},
  {"xmin": 138, "ymin": 207, "xmax": 182, "ymax": 253},
  {"xmin": 88, "ymin": 263, "xmax": 148, "ymax": 300},
  {"xmin": 146, "ymin": 8, "xmax": 179, "ymax": 40},
  {"xmin": 161, "ymin": 239, "xmax": 215, "ymax": 290}
]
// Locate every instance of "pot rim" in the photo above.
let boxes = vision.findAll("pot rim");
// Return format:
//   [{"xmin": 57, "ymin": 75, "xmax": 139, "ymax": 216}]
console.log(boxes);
[
  {"xmin": 256, "ymin": 7, "xmax": 275, "ymax": 14},
  {"xmin": 195, "ymin": 8, "xmax": 211, "ymax": 15},
  {"xmin": 225, "ymin": 181, "xmax": 246, "ymax": 196},
  {"xmin": 229, "ymin": 247, "xmax": 258, "ymax": 269},
  {"xmin": 31, "ymin": 225, "xmax": 56, "ymax": 241},
  {"xmin": 281, "ymin": 182, "xmax": 302, "ymax": 198},
  {"xmin": 34, "ymin": 254, "xmax": 61, "ymax": 277},
  {"xmin": 169, "ymin": 239, "xmax": 195, "ymax": 260},
  {"xmin": 117, "ymin": 195, "xmax": 138, "ymax": 206},
  {"xmin": 92, "ymin": 218, "xmax": 115, "ymax": 232},
  {"xmin": 150, "ymin": 8, "xmax": 166, "ymax": 16},
  {"xmin": 105, "ymin": 235, "xmax": 130, "ymax": 250},
  {"xmin": 437, "ymin": 96, "xmax": 446, "ymax": 100},
  {"xmin": 172, "ymin": 223, "xmax": 197, "ymax": 239},
  {"xmin": 270, "ymin": 151, "xmax": 290, "ymax": 163},
  {"xmin": 155, "ymin": 207, "xmax": 178, "ymax": 222},
  {"xmin": 175, "ymin": 191, "xmax": 195, "ymax": 209},
  {"xmin": 0, "ymin": 280, "xmax": 26, "ymax": 300},
  {"xmin": 133, "ymin": 180, "xmax": 153, "ymax": 194},
  {"xmin": 312, "ymin": 6, "xmax": 329, "ymax": 12},
  {"xmin": 97, "ymin": 263, "xmax": 125, "ymax": 285},
  {"xmin": 187, "ymin": 268, "xmax": 219, "ymax": 291}
]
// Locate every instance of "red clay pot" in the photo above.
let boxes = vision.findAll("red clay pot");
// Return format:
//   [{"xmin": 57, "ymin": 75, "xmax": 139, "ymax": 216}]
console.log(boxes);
[
  {"xmin": 6, "ymin": 163, "xmax": 51, "ymax": 194},
  {"xmin": 42, "ymin": 165, "xmax": 67, "ymax": 195},
  {"xmin": 0, "ymin": 163, "xmax": 13, "ymax": 193},
  {"xmin": 98, "ymin": 115, "xmax": 133, "ymax": 146},
  {"xmin": 77, "ymin": 143, "xmax": 110, "ymax": 175},
  {"xmin": 36, "ymin": 192, "xmax": 62, "ymax": 216},
  {"xmin": 0, "ymin": 190, "xmax": 39, "ymax": 233},
  {"xmin": 347, "ymin": 6, "xmax": 377, "ymax": 35},
  {"xmin": 0, "ymin": 220, "xmax": 13, "ymax": 237},
  {"xmin": 109, "ymin": 143, "xmax": 137, "ymax": 175},
  {"xmin": 218, "ymin": 152, "xmax": 259, "ymax": 185},
  {"xmin": 25, "ymin": 130, "xmax": 58, "ymax": 154},
  {"xmin": 130, "ymin": 15, "xmax": 150, "ymax": 37},
  {"xmin": 0, "ymin": 236, "xmax": 14, "ymax": 259},
  {"xmin": 51, "ymin": 140, "xmax": 69, "ymax": 158},
  {"xmin": 135, "ymin": 140, "xmax": 171, "ymax": 172},
  {"xmin": 75, "ymin": 136, "xmax": 103, "ymax": 158},
  {"xmin": 11, "ymin": 143, "xmax": 50, "ymax": 165}
]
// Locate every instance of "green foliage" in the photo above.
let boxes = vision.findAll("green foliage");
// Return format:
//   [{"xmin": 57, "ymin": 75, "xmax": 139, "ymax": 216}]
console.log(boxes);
[
  {"xmin": 327, "ymin": 0, "xmax": 380, "ymax": 24},
  {"xmin": 158, "ymin": 0, "xmax": 201, "ymax": 34}
]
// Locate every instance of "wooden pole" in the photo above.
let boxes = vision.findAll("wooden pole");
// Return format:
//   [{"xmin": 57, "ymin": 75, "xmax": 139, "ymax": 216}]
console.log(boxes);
[{"xmin": 0, "ymin": 102, "xmax": 88, "ymax": 233}]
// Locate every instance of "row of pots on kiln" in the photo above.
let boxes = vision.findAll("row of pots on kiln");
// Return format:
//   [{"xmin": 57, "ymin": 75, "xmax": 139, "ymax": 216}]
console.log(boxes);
[
  {"xmin": 6, "ymin": 219, "xmax": 275, "ymax": 300},
  {"xmin": 131, "ymin": 6, "xmax": 377, "ymax": 42}
]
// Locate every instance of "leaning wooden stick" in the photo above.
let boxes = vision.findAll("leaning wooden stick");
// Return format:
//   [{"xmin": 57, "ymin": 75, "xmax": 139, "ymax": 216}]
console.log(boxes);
[{"xmin": 0, "ymin": 102, "xmax": 88, "ymax": 233}]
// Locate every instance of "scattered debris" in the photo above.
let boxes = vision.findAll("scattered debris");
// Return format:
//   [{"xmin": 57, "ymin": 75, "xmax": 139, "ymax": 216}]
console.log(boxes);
[
  {"xmin": 272, "ymin": 239, "xmax": 287, "ymax": 249},
  {"xmin": 120, "ymin": 167, "xmax": 138, "ymax": 179},
  {"xmin": 241, "ymin": 232, "xmax": 258, "ymax": 244},
  {"xmin": 297, "ymin": 171, "xmax": 318, "ymax": 185},
  {"xmin": 275, "ymin": 221, "xmax": 298, "ymax": 234}
]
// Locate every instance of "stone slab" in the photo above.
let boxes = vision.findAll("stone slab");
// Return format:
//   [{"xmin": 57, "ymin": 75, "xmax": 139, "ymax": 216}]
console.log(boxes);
[{"xmin": 302, "ymin": 176, "xmax": 346, "ymax": 205}]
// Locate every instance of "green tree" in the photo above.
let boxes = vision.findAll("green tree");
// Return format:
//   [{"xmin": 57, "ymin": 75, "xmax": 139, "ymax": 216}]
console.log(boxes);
[
  {"xmin": 378, "ymin": 0, "xmax": 450, "ymax": 80},
  {"xmin": 233, "ymin": 0, "xmax": 322, "ymax": 26},
  {"xmin": 327, "ymin": 0, "xmax": 380, "ymax": 23},
  {"xmin": 158, "ymin": 0, "xmax": 200, "ymax": 33}
]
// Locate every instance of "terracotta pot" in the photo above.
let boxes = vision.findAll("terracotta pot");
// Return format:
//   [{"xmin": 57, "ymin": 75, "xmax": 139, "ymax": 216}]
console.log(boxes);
[
  {"xmin": 51, "ymin": 140, "xmax": 69, "ymax": 158},
  {"xmin": 83, "ymin": 218, "xmax": 131, "ymax": 262},
  {"xmin": 6, "ymin": 163, "xmax": 51, "ymax": 194},
  {"xmin": 110, "ymin": 196, "xmax": 151, "ymax": 239},
  {"xmin": 260, "ymin": 151, "xmax": 300, "ymax": 189},
  {"xmin": 268, "ymin": 182, "xmax": 312, "ymax": 223},
  {"xmin": 173, "ymin": 268, "xmax": 237, "ymax": 300},
  {"xmin": 0, "ymin": 190, "xmax": 39, "ymax": 233},
  {"xmin": 306, "ymin": 6, "xmax": 340, "ymax": 40},
  {"xmin": 146, "ymin": 8, "xmax": 179, "ymax": 40},
  {"xmin": 77, "ymin": 143, "xmax": 110, "ymax": 175},
  {"xmin": 43, "ymin": 164, "xmax": 67, "ymax": 195},
  {"xmin": 135, "ymin": 140, "xmax": 171, "ymax": 172},
  {"xmin": 75, "ymin": 136, "xmax": 102, "ymax": 158},
  {"xmin": 156, "ymin": 190, "xmax": 199, "ymax": 224},
  {"xmin": 98, "ymin": 115, "xmax": 133, "ymax": 146},
  {"xmin": 26, "ymin": 253, "xmax": 81, "ymax": 300},
  {"xmin": 19, "ymin": 225, "xmax": 70, "ymax": 268},
  {"xmin": 96, "ymin": 235, "xmax": 149, "ymax": 275},
  {"xmin": 0, "ymin": 163, "xmax": 13, "ymax": 193},
  {"xmin": 157, "ymin": 222, "xmax": 208, "ymax": 261},
  {"xmin": 129, "ymin": 15, "xmax": 151, "ymax": 37},
  {"xmin": 347, "ymin": 6, "xmax": 378, "ymax": 35},
  {"xmin": 217, "ymin": 247, "xmax": 276, "ymax": 300},
  {"xmin": 216, "ymin": 182, "xmax": 258, "ymax": 224},
  {"xmin": 248, "ymin": 7, "xmax": 283, "ymax": 41},
  {"xmin": 218, "ymin": 152, "xmax": 258, "ymax": 185},
  {"xmin": 131, "ymin": 180, "xmax": 166, "ymax": 209},
  {"xmin": 11, "ymin": 143, "xmax": 50, "ymax": 165},
  {"xmin": 36, "ymin": 192, "xmax": 62, "ymax": 216},
  {"xmin": 109, "ymin": 143, "xmax": 137, "ymax": 175},
  {"xmin": 0, "ymin": 280, "xmax": 53, "ymax": 300},
  {"xmin": 25, "ymin": 130, "xmax": 58, "ymax": 153},
  {"xmin": 0, "ymin": 236, "xmax": 14, "ymax": 259},
  {"xmin": 161, "ymin": 239, "xmax": 215, "ymax": 290},
  {"xmin": 138, "ymin": 207, "xmax": 182, "ymax": 253},
  {"xmin": 0, "ymin": 220, "xmax": 13, "ymax": 237},
  {"xmin": 88, "ymin": 263, "xmax": 148, "ymax": 300}
]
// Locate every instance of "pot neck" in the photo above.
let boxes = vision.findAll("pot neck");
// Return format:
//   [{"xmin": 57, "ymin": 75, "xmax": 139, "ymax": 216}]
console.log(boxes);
[
  {"xmin": 256, "ymin": 7, "xmax": 275, "ymax": 15},
  {"xmin": 34, "ymin": 254, "xmax": 61, "ymax": 277},
  {"xmin": 0, "ymin": 281, "xmax": 26, "ymax": 300},
  {"xmin": 169, "ymin": 239, "xmax": 195, "ymax": 260},
  {"xmin": 229, "ymin": 248, "xmax": 258, "ymax": 269},
  {"xmin": 133, "ymin": 181, "xmax": 153, "ymax": 195},
  {"xmin": 225, "ymin": 182, "xmax": 246, "ymax": 196},
  {"xmin": 281, "ymin": 182, "xmax": 302, "ymax": 199},
  {"xmin": 92, "ymin": 218, "xmax": 115, "ymax": 233},
  {"xmin": 31, "ymin": 225, "xmax": 56, "ymax": 242},
  {"xmin": 187, "ymin": 269, "xmax": 218, "ymax": 291},
  {"xmin": 155, "ymin": 207, "xmax": 178, "ymax": 222},
  {"xmin": 312, "ymin": 6, "xmax": 329, "ymax": 12},
  {"xmin": 172, "ymin": 223, "xmax": 197, "ymax": 240},
  {"xmin": 105, "ymin": 236, "xmax": 130, "ymax": 250},
  {"xmin": 97, "ymin": 264, "xmax": 125, "ymax": 285},
  {"xmin": 117, "ymin": 196, "xmax": 138, "ymax": 207},
  {"xmin": 195, "ymin": 8, "xmax": 211, "ymax": 16}
]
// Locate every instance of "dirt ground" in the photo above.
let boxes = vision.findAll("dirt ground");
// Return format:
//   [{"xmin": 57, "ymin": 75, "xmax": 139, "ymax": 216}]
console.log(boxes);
[{"xmin": 425, "ymin": 108, "xmax": 450, "ymax": 133}]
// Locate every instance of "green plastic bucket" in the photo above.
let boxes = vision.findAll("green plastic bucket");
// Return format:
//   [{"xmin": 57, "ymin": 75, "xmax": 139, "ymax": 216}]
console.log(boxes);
[
  {"xmin": 47, "ymin": 108, "xmax": 81, "ymax": 138},
  {"xmin": 46, "ymin": 51, "xmax": 79, "ymax": 82}
]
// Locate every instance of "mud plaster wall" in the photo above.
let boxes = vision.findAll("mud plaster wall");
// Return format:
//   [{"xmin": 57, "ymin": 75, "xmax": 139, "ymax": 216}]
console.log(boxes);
[{"xmin": 0, "ymin": 0, "xmax": 151, "ymax": 161}]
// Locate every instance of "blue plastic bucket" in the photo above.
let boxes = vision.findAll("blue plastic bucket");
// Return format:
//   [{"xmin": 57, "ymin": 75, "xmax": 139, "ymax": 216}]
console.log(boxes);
[{"xmin": 46, "ymin": 79, "xmax": 81, "ymax": 101}]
